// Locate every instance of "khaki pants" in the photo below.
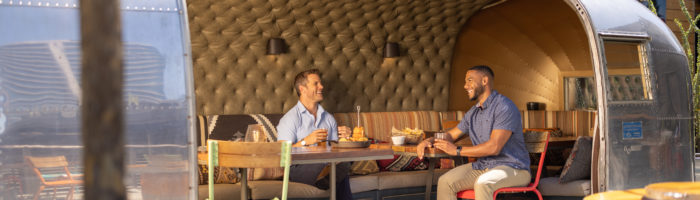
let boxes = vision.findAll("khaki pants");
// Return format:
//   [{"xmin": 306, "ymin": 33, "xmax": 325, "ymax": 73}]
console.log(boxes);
[{"xmin": 436, "ymin": 163, "xmax": 530, "ymax": 200}]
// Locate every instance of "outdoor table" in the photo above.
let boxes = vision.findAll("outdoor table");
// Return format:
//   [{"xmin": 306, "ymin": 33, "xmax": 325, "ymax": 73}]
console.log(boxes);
[
  {"xmin": 584, "ymin": 182, "xmax": 700, "ymax": 200},
  {"xmin": 198, "ymin": 143, "xmax": 393, "ymax": 200},
  {"xmin": 584, "ymin": 188, "xmax": 645, "ymax": 200}
]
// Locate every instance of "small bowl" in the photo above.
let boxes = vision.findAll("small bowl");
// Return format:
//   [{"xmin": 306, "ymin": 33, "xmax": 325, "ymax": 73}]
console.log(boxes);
[{"xmin": 391, "ymin": 135, "xmax": 406, "ymax": 145}]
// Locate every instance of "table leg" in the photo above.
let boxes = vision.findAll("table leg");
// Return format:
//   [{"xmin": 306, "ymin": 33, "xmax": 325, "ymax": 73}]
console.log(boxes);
[
  {"xmin": 330, "ymin": 162, "xmax": 337, "ymax": 200},
  {"xmin": 425, "ymin": 158, "xmax": 436, "ymax": 200},
  {"xmin": 241, "ymin": 168, "xmax": 248, "ymax": 200}
]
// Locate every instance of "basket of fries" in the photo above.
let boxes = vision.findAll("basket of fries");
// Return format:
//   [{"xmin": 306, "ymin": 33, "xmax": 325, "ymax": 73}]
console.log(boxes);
[{"xmin": 391, "ymin": 127, "xmax": 424, "ymax": 144}]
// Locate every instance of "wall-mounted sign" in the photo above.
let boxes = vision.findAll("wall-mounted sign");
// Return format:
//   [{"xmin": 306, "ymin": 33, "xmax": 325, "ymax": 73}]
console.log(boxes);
[{"xmin": 622, "ymin": 121, "xmax": 643, "ymax": 140}]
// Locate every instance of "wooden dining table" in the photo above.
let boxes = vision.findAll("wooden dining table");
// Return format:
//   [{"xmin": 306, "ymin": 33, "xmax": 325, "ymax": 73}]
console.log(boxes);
[{"xmin": 198, "ymin": 143, "xmax": 394, "ymax": 200}]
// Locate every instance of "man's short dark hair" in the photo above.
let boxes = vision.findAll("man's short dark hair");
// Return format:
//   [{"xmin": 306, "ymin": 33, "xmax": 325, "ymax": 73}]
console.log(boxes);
[
  {"xmin": 294, "ymin": 69, "xmax": 321, "ymax": 97},
  {"xmin": 468, "ymin": 65, "xmax": 495, "ymax": 78}
]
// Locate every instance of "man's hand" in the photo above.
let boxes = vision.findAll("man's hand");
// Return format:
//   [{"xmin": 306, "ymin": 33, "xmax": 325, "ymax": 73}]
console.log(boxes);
[
  {"xmin": 338, "ymin": 126, "xmax": 351, "ymax": 139},
  {"xmin": 434, "ymin": 139, "xmax": 458, "ymax": 156},
  {"xmin": 416, "ymin": 137, "xmax": 435, "ymax": 160},
  {"xmin": 304, "ymin": 129, "xmax": 328, "ymax": 144}
]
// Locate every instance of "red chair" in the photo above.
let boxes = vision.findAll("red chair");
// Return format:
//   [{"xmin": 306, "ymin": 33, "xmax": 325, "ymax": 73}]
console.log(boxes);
[{"xmin": 456, "ymin": 132, "xmax": 549, "ymax": 200}]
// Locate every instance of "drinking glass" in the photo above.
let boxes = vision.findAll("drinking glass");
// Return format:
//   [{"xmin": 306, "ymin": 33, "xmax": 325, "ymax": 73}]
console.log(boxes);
[
  {"xmin": 245, "ymin": 124, "xmax": 266, "ymax": 142},
  {"xmin": 435, "ymin": 132, "xmax": 447, "ymax": 141}
]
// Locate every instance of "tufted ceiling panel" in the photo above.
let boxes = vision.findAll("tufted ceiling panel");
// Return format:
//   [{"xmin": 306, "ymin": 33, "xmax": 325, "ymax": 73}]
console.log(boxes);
[
  {"xmin": 449, "ymin": 0, "xmax": 590, "ymax": 111},
  {"xmin": 188, "ymin": 0, "xmax": 494, "ymax": 115}
]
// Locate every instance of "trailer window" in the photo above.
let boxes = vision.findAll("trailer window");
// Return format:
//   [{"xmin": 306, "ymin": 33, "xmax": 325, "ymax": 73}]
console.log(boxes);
[
  {"xmin": 564, "ymin": 77, "xmax": 597, "ymax": 110},
  {"xmin": 603, "ymin": 41, "xmax": 652, "ymax": 101}
]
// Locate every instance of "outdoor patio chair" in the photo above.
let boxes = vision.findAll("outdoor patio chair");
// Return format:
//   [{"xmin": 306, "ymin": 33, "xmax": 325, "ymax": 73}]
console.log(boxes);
[
  {"xmin": 456, "ymin": 131, "xmax": 550, "ymax": 200},
  {"xmin": 26, "ymin": 156, "xmax": 83, "ymax": 200},
  {"xmin": 206, "ymin": 140, "xmax": 292, "ymax": 200}
]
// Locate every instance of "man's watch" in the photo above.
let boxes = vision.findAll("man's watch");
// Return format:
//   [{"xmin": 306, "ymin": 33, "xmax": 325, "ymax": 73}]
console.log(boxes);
[
  {"xmin": 456, "ymin": 146, "xmax": 462, "ymax": 157},
  {"xmin": 300, "ymin": 140, "xmax": 307, "ymax": 146}
]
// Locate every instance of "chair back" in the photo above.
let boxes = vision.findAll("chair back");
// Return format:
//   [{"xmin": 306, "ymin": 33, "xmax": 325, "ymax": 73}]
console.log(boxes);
[
  {"xmin": 207, "ymin": 140, "xmax": 292, "ymax": 200},
  {"xmin": 26, "ymin": 156, "xmax": 78, "ymax": 184},
  {"xmin": 27, "ymin": 156, "xmax": 69, "ymax": 168},
  {"xmin": 523, "ymin": 131, "xmax": 550, "ymax": 187}
]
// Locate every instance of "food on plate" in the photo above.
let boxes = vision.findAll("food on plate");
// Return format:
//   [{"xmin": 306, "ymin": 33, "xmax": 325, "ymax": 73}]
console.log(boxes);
[
  {"xmin": 391, "ymin": 127, "xmax": 424, "ymax": 144},
  {"xmin": 340, "ymin": 126, "xmax": 367, "ymax": 142}
]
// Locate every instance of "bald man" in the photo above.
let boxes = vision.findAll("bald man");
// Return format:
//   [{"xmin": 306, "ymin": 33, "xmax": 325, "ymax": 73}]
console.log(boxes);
[{"xmin": 417, "ymin": 65, "xmax": 531, "ymax": 200}]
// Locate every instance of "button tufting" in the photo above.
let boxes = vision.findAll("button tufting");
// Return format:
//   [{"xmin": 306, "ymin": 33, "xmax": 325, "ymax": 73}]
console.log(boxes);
[{"xmin": 190, "ymin": 0, "xmax": 490, "ymax": 114}]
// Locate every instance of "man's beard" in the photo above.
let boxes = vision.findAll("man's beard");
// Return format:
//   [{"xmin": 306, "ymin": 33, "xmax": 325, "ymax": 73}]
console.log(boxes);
[{"xmin": 469, "ymin": 85, "xmax": 484, "ymax": 101}]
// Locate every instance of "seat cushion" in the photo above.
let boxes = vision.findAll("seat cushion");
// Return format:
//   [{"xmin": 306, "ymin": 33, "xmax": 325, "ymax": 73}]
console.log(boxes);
[
  {"xmin": 538, "ymin": 177, "xmax": 590, "ymax": 196},
  {"xmin": 350, "ymin": 174, "xmax": 379, "ymax": 193},
  {"xmin": 197, "ymin": 183, "xmax": 242, "ymax": 200},
  {"xmin": 249, "ymin": 180, "xmax": 328, "ymax": 199},
  {"xmin": 377, "ymin": 169, "xmax": 449, "ymax": 190}
]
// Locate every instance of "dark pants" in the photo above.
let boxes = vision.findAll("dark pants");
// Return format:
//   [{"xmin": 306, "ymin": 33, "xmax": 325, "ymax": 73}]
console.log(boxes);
[{"xmin": 289, "ymin": 163, "xmax": 353, "ymax": 200}]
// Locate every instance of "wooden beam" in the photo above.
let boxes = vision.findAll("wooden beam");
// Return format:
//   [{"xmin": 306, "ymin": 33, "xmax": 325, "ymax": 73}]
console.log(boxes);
[{"xmin": 80, "ymin": 0, "xmax": 125, "ymax": 199}]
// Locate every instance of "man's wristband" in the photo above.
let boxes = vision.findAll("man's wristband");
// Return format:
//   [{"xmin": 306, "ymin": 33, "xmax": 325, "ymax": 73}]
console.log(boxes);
[{"xmin": 456, "ymin": 146, "xmax": 462, "ymax": 157}]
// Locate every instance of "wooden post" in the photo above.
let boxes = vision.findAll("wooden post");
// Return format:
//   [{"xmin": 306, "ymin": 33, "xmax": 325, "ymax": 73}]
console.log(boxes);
[{"xmin": 80, "ymin": 0, "xmax": 125, "ymax": 199}]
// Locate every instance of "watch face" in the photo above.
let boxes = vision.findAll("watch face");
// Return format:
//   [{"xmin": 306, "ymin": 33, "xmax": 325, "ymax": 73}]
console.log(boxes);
[{"xmin": 301, "ymin": 140, "xmax": 306, "ymax": 146}]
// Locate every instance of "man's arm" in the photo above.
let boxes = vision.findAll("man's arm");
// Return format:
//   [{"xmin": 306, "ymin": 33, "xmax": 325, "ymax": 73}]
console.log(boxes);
[{"xmin": 434, "ymin": 129, "xmax": 511, "ymax": 157}]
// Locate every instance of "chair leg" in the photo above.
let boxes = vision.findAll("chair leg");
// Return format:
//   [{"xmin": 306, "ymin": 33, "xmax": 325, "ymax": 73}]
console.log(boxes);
[
  {"xmin": 52, "ymin": 187, "xmax": 57, "ymax": 200},
  {"xmin": 33, "ymin": 185, "xmax": 45, "ymax": 200},
  {"xmin": 67, "ymin": 186, "xmax": 75, "ymax": 200},
  {"xmin": 534, "ymin": 190, "xmax": 543, "ymax": 200}
]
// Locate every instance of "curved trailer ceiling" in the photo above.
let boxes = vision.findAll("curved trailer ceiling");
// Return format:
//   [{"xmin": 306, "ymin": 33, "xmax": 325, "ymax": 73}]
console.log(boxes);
[{"xmin": 449, "ymin": 0, "xmax": 591, "ymax": 111}]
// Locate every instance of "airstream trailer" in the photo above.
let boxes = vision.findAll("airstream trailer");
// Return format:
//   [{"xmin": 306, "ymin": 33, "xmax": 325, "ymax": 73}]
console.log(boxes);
[{"xmin": 0, "ymin": 0, "xmax": 693, "ymax": 199}]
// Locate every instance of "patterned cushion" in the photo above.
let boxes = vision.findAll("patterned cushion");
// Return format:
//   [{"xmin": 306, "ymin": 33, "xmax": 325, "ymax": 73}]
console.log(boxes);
[
  {"xmin": 248, "ymin": 167, "xmax": 285, "ymax": 180},
  {"xmin": 377, "ymin": 154, "xmax": 428, "ymax": 172},
  {"xmin": 350, "ymin": 160, "xmax": 380, "ymax": 175},
  {"xmin": 198, "ymin": 165, "xmax": 240, "ymax": 185},
  {"xmin": 439, "ymin": 159, "xmax": 454, "ymax": 169},
  {"xmin": 196, "ymin": 114, "xmax": 283, "ymax": 147},
  {"xmin": 560, "ymin": 136, "xmax": 593, "ymax": 183}
]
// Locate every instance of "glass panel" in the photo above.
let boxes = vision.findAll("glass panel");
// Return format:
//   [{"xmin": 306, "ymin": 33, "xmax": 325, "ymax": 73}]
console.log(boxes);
[
  {"xmin": 0, "ymin": 1, "xmax": 194, "ymax": 199},
  {"xmin": 603, "ymin": 41, "xmax": 652, "ymax": 101},
  {"xmin": 564, "ymin": 77, "xmax": 597, "ymax": 110}
]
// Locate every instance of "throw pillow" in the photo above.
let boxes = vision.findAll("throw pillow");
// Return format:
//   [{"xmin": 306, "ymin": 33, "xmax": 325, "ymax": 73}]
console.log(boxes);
[
  {"xmin": 247, "ymin": 167, "xmax": 285, "ymax": 180},
  {"xmin": 198, "ymin": 165, "xmax": 240, "ymax": 185},
  {"xmin": 440, "ymin": 158, "xmax": 454, "ymax": 169},
  {"xmin": 559, "ymin": 136, "xmax": 593, "ymax": 183},
  {"xmin": 377, "ymin": 154, "xmax": 428, "ymax": 172},
  {"xmin": 350, "ymin": 160, "xmax": 380, "ymax": 175}
]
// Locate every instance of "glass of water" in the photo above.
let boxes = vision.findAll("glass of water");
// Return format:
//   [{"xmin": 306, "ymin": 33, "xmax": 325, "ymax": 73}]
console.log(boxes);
[
  {"xmin": 435, "ymin": 131, "xmax": 446, "ymax": 141},
  {"xmin": 245, "ymin": 124, "xmax": 266, "ymax": 142}
]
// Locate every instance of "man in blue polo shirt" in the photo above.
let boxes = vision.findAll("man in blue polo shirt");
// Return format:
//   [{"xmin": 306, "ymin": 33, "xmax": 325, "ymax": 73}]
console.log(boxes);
[
  {"xmin": 277, "ymin": 68, "xmax": 353, "ymax": 200},
  {"xmin": 417, "ymin": 65, "xmax": 531, "ymax": 200}
]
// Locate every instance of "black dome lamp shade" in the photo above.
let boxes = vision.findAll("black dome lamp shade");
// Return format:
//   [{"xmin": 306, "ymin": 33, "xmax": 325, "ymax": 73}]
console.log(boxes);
[
  {"xmin": 267, "ymin": 38, "xmax": 286, "ymax": 55},
  {"xmin": 384, "ymin": 42, "xmax": 399, "ymax": 58}
]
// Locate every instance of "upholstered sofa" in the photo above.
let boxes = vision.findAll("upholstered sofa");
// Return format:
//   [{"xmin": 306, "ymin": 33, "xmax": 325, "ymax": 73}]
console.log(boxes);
[{"xmin": 195, "ymin": 110, "xmax": 596, "ymax": 200}]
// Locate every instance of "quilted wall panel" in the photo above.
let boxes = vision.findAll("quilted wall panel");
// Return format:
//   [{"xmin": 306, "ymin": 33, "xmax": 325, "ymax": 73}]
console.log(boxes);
[{"xmin": 188, "ymin": 0, "xmax": 493, "ymax": 115}]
